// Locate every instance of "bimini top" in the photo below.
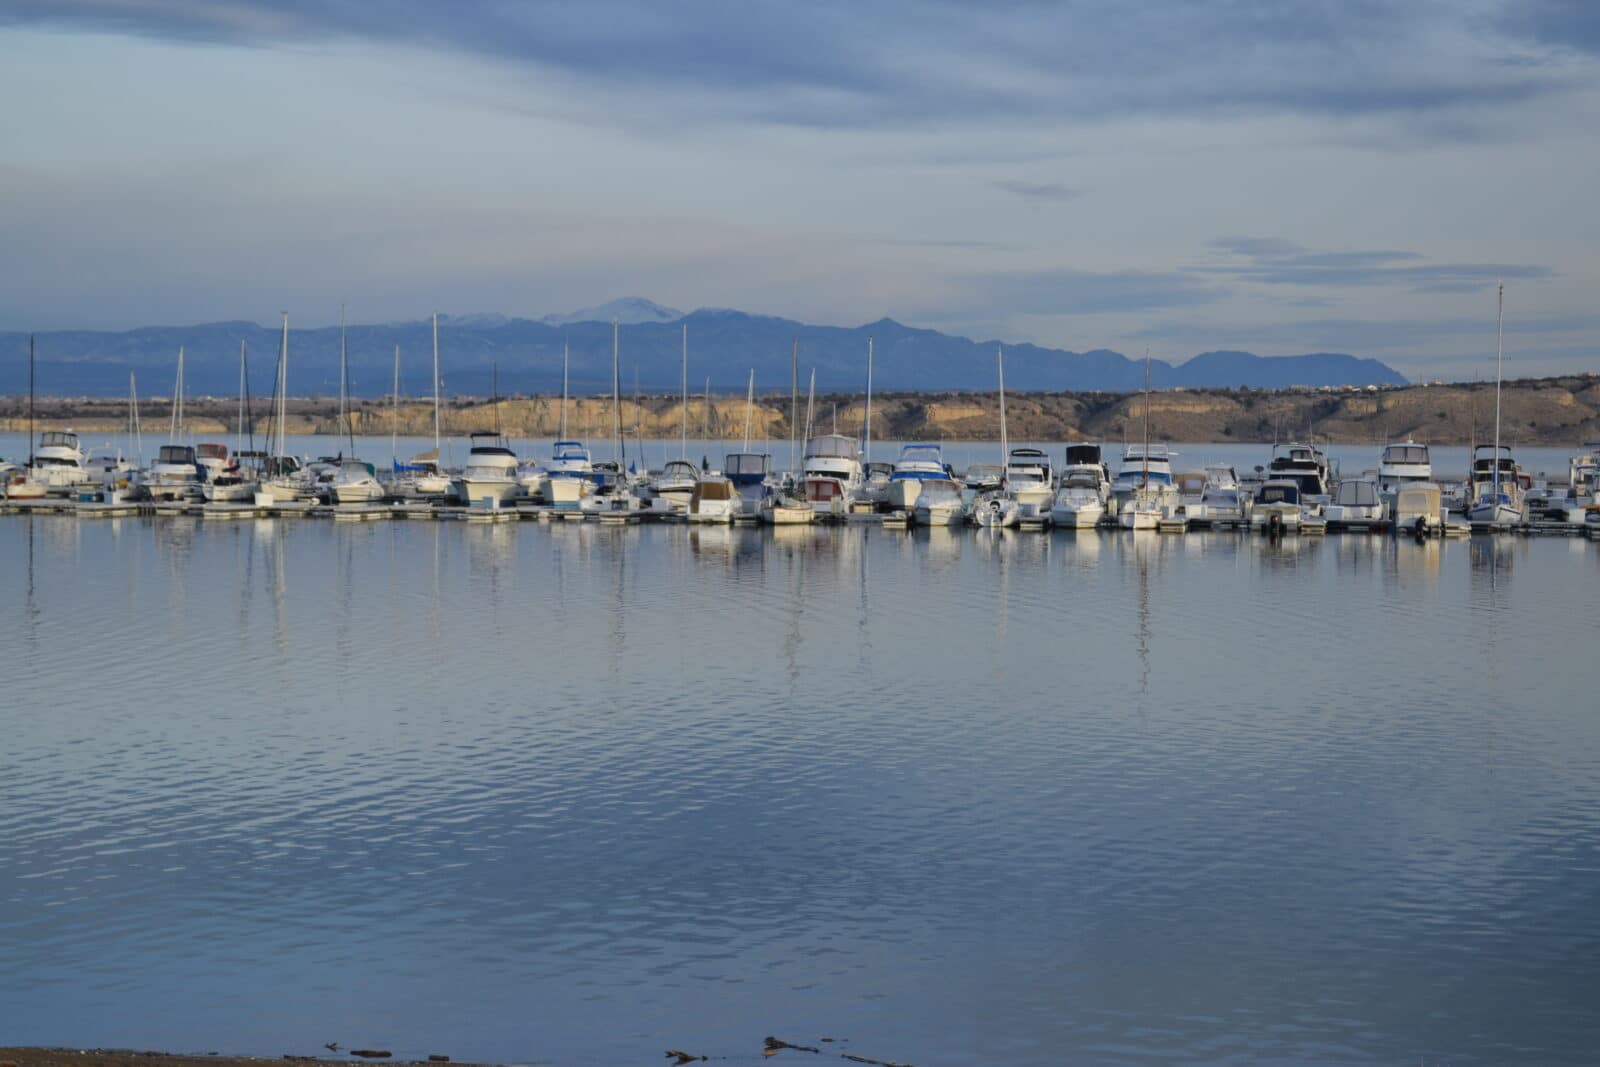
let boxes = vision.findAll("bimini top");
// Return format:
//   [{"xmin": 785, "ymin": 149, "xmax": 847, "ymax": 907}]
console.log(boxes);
[
  {"xmin": 1334, "ymin": 480, "xmax": 1379, "ymax": 507},
  {"xmin": 724, "ymin": 452, "xmax": 772, "ymax": 481},
  {"xmin": 157, "ymin": 444, "xmax": 197, "ymax": 464},
  {"xmin": 468, "ymin": 431, "xmax": 516, "ymax": 457},
  {"xmin": 1064, "ymin": 443, "xmax": 1102, "ymax": 466},
  {"xmin": 552, "ymin": 440, "xmax": 591, "ymax": 460},
  {"xmin": 1256, "ymin": 481, "xmax": 1302, "ymax": 505},
  {"xmin": 804, "ymin": 434, "xmax": 859, "ymax": 460},
  {"xmin": 892, "ymin": 443, "xmax": 946, "ymax": 477}
]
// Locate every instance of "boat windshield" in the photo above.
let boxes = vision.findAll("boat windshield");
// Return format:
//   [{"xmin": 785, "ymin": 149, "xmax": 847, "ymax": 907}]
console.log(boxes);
[
  {"xmin": 1064, "ymin": 444, "xmax": 1101, "ymax": 465},
  {"xmin": 1115, "ymin": 469, "xmax": 1172, "ymax": 486},
  {"xmin": 158, "ymin": 445, "xmax": 196, "ymax": 464},
  {"xmin": 662, "ymin": 460, "xmax": 698, "ymax": 478},
  {"xmin": 1258, "ymin": 484, "xmax": 1301, "ymax": 505},
  {"xmin": 898, "ymin": 444, "xmax": 942, "ymax": 466},
  {"xmin": 1382, "ymin": 444, "xmax": 1430, "ymax": 465},
  {"xmin": 1335, "ymin": 481, "xmax": 1379, "ymax": 507},
  {"xmin": 40, "ymin": 431, "xmax": 80, "ymax": 449},
  {"xmin": 553, "ymin": 441, "xmax": 591, "ymax": 462}
]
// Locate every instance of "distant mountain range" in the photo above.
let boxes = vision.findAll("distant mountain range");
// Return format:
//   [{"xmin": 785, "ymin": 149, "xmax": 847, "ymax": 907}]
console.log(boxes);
[{"xmin": 1, "ymin": 300, "xmax": 1407, "ymax": 398}]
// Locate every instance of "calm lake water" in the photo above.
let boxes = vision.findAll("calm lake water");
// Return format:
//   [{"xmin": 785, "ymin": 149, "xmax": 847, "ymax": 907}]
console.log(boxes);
[{"xmin": 3, "ymin": 441, "xmax": 1599, "ymax": 1065}]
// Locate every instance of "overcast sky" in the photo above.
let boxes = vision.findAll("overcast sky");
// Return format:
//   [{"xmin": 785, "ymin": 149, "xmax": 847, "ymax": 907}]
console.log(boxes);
[{"xmin": 2, "ymin": 1, "xmax": 1597, "ymax": 378}]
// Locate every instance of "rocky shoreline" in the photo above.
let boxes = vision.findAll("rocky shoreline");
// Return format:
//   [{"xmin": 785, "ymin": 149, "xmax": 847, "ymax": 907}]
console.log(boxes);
[{"xmin": 2, "ymin": 373, "xmax": 1598, "ymax": 446}]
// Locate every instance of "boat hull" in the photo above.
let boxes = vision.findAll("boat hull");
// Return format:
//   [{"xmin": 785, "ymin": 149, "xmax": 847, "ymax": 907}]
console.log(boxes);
[{"xmin": 453, "ymin": 477, "xmax": 519, "ymax": 506}]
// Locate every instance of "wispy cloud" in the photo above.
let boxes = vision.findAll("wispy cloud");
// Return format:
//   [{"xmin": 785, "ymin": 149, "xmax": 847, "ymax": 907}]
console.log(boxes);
[
  {"xmin": 1198, "ymin": 236, "xmax": 1551, "ymax": 293},
  {"xmin": 948, "ymin": 268, "xmax": 1225, "ymax": 318},
  {"xmin": 3, "ymin": 1, "xmax": 1591, "ymax": 135},
  {"xmin": 993, "ymin": 180, "xmax": 1080, "ymax": 203}
]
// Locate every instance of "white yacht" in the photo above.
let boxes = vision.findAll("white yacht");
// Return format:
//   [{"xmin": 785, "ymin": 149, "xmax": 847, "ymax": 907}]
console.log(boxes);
[
  {"xmin": 1265, "ymin": 443, "xmax": 1335, "ymax": 508},
  {"xmin": 452, "ymin": 432, "xmax": 520, "ymax": 506},
  {"xmin": 29, "ymin": 430, "xmax": 92, "ymax": 494},
  {"xmin": 83, "ymin": 445, "xmax": 138, "ymax": 490},
  {"xmin": 886, "ymin": 443, "xmax": 947, "ymax": 509},
  {"xmin": 1323, "ymin": 479, "xmax": 1384, "ymax": 524},
  {"xmin": 392, "ymin": 451, "xmax": 452, "ymax": 498},
  {"xmin": 1060, "ymin": 444, "xmax": 1111, "ymax": 497},
  {"xmin": 912, "ymin": 478, "xmax": 967, "ymax": 526},
  {"xmin": 1466, "ymin": 444, "xmax": 1524, "ymax": 525},
  {"xmin": 194, "ymin": 443, "xmax": 231, "ymax": 482},
  {"xmin": 1189, "ymin": 484, "xmax": 1251, "ymax": 525},
  {"xmin": 1377, "ymin": 441, "xmax": 1433, "ymax": 494},
  {"xmin": 1112, "ymin": 447, "xmax": 1178, "ymax": 516},
  {"xmin": 1003, "ymin": 447, "xmax": 1054, "ymax": 518},
  {"xmin": 145, "ymin": 444, "xmax": 203, "ymax": 501},
  {"xmin": 652, "ymin": 458, "xmax": 701, "ymax": 512},
  {"xmin": 1049, "ymin": 480, "xmax": 1106, "ymax": 528},
  {"xmin": 545, "ymin": 441, "xmax": 596, "ymax": 508},
  {"xmin": 201, "ymin": 461, "xmax": 258, "ymax": 503},
  {"xmin": 800, "ymin": 433, "xmax": 863, "ymax": 518}
]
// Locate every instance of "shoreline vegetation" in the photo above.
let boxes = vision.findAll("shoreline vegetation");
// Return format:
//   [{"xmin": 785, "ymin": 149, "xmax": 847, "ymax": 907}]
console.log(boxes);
[{"xmin": 2, "ymin": 373, "xmax": 1598, "ymax": 447}]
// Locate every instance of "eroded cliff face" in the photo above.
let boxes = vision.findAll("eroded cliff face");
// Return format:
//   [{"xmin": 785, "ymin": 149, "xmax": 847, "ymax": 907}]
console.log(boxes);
[{"xmin": 4, "ymin": 376, "xmax": 1598, "ymax": 445}]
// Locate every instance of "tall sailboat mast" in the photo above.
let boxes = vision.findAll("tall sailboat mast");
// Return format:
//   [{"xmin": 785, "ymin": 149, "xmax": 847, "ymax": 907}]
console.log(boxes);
[
  {"xmin": 129, "ymin": 372, "xmax": 143, "ymax": 466},
  {"xmin": 997, "ymin": 346, "xmax": 1008, "ymax": 469},
  {"xmin": 789, "ymin": 339, "xmax": 798, "ymax": 475},
  {"xmin": 277, "ymin": 315, "xmax": 289, "ymax": 469},
  {"xmin": 171, "ymin": 346, "xmax": 185, "ymax": 442},
  {"xmin": 559, "ymin": 339, "xmax": 569, "ymax": 440},
  {"xmin": 611, "ymin": 320, "xmax": 623, "ymax": 465},
  {"xmin": 1492, "ymin": 282, "xmax": 1504, "ymax": 498},
  {"xmin": 339, "ymin": 305, "xmax": 354, "ymax": 457},
  {"xmin": 681, "ymin": 322, "xmax": 689, "ymax": 459},
  {"xmin": 864, "ymin": 336, "xmax": 873, "ymax": 463},
  {"xmin": 743, "ymin": 369, "xmax": 755, "ymax": 451},
  {"xmin": 236, "ymin": 340, "xmax": 248, "ymax": 457},
  {"xmin": 28, "ymin": 335, "xmax": 35, "ymax": 465},
  {"xmin": 431, "ymin": 312, "xmax": 442, "ymax": 455},
  {"xmin": 391, "ymin": 343, "xmax": 401, "ymax": 468},
  {"xmin": 1142, "ymin": 349, "xmax": 1151, "ymax": 485}
]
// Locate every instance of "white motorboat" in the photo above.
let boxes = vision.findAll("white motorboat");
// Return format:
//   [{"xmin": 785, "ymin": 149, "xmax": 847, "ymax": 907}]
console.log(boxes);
[
  {"xmin": 1188, "ymin": 485, "xmax": 1250, "ymax": 525},
  {"xmin": 912, "ymin": 478, "xmax": 967, "ymax": 526},
  {"xmin": 725, "ymin": 452, "xmax": 773, "ymax": 520},
  {"xmin": 652, "ymin": 458, "xmax": 701, "ymax": 513},
  {"xmin": 1049, "ymin": 482, "xmax": 1105, "ymax": 528},
  {"xmin": 857, "ymin": 461, "xmax": 894, "ymax": 506},
  {"xmin": 332, "ymin": 459, "xmax": 385, "ymax": 504},
  {"xmin": 971, "ymin": 490, "xmax": 1020, "ymax": 527},
  {"xmin": 1060, "ymin": 444, "xmax": 1112, "ymax": 497},
  {"xmin": 1323, "ymin": 479, "xmax": 1385, "ymax": 524},
  {"xmin": 145, "ymin": 444, "xmax": 203, "ymax": 500},
  {"xmin": 801, "ymin": 433, "xmax": 863, "ymax": 518},
  {"xmin": 886, "ymin": 443, "xmax": 947, "ymax": 509},
  {"xmin": 194, "ymin": 442, "xmax": 231, "ymax": 482},
  {"xmin": 1119, "ymin": 487, "xmax": 1161, "ymax": 530},
  {"xmin": 1392, "ymin": 481, "xmax": 1445, "ymax": 534},
  {"xmin": 688, "ymin": 476, "xmax": 737, "ymax": 523},
  {"xmin": 761, "ymin": 487, "xmax": 815, "ymax": 525},
  {"xmin": 1112, "ymin": 448, "xmax": 1178, "ymax": 515},
  {"xmin": 452, "ymin": 432, "xmax": 520, "ymax": 506},
  {"xmin": 544, "ymin": 441, "xmax": 596, "ymax": 507},
  {"xmin": 1539, "ymin": 445, "xmax": 1600, "ymax": 524},
  {"xmin": 1251, "ymin": 480, "xmax": 1307, "ymax": 532}
]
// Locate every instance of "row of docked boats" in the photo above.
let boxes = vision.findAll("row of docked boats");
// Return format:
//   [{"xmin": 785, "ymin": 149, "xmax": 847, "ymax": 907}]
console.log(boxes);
[{"xmin": 8, "ymin": 428, "xmax": 1599, "ymax": 532}]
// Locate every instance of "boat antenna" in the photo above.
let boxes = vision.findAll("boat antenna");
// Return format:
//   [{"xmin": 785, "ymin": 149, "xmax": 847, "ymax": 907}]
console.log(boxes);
[{"xmin": 864, "ymin": 335, "xmax": 873, "ymax": 463}]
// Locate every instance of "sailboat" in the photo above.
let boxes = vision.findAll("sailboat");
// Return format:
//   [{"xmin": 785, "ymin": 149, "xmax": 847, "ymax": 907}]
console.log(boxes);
[
  {"xmin": 329, "ymin": 307, "xmax": 386, "ymax": 504},
  {"xmin": 203, "ymin": 340, "xmax": 261, "ymax": 502},
  {"xmin": 5, "ymin": 336, "xmax": 49, "ymax": 499},
  {"xmin": 652, "ymin": 322, "xmax": 701, "ymax": 511},
  {"xmin": 582, "ymin": 320, "xmax": 648, "ymax": 519},
  {"xmin": 145, "ymin": 346, "xmax": 204, "ymax": 501},
  {"xmin": 260, "ymin": 313, "xmax": 311, "ymax": 503},
  {"xmin": 761, "ymin": 340, "xmax": 815, "ymax": 525},
  {"xmin": 395, "ymin": 313, "xmax": 454, "ymax": 498},
  {"xmin": 1467, "ymin": 284, "xmax": 1524, "ymax": 525},
  {"xmin": 973, "ymin": 346, "xmax": 1020, "ymax": 528},
  {"xmin": 545, "ymin": 338, "xmax": 596, "ymax": 508},
  {"xmin": 1120, "ymin": 352, "xmax": 1162, "ymax": 530}
]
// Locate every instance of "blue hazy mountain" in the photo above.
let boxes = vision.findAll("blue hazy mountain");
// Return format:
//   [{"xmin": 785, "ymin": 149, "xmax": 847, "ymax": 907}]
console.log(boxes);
[{"xmin": 1, "ymin": 306, "xmax": 1408, "ymax": 397}]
